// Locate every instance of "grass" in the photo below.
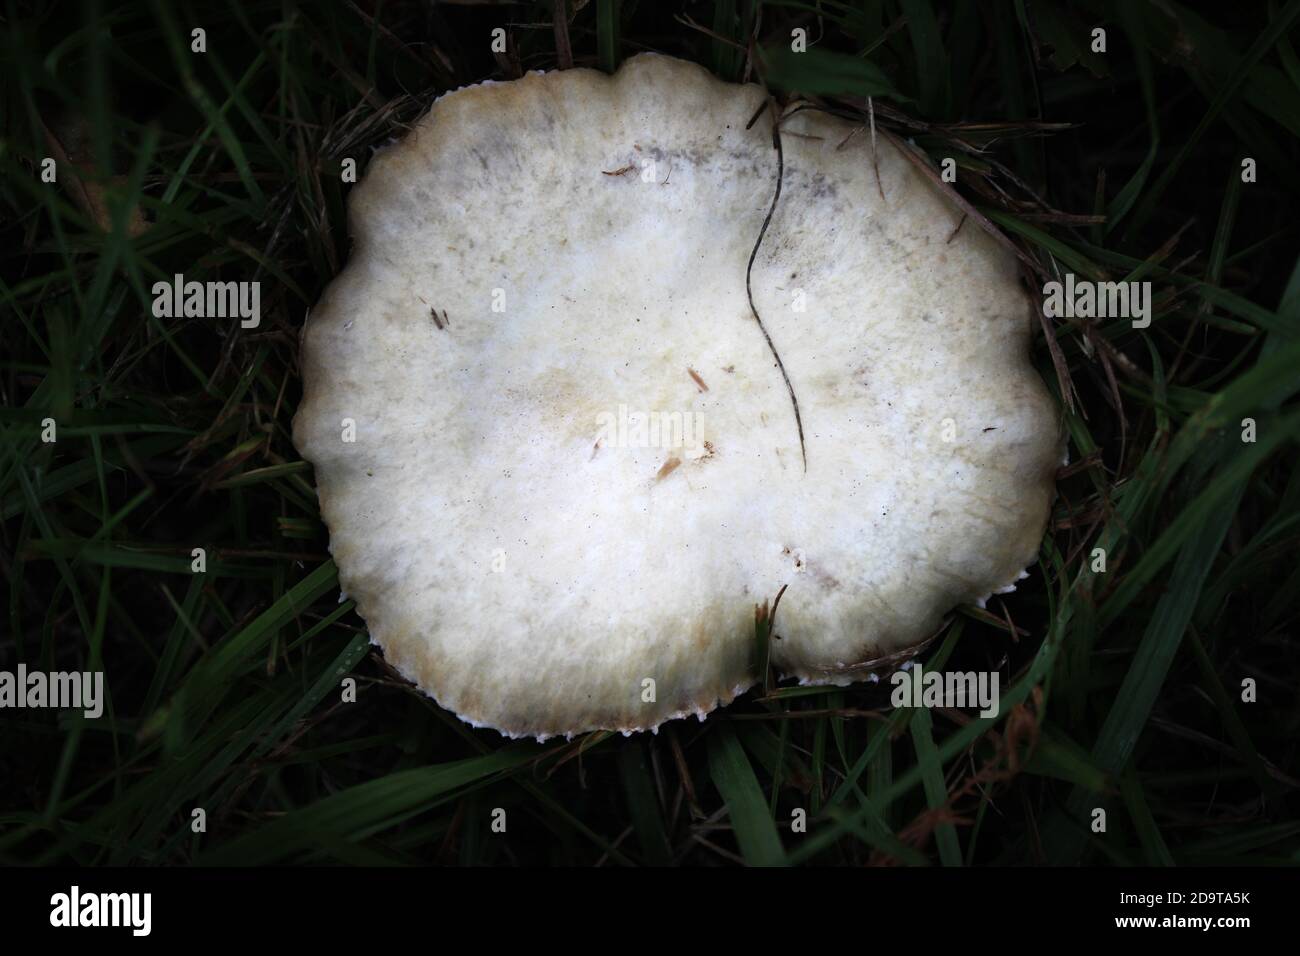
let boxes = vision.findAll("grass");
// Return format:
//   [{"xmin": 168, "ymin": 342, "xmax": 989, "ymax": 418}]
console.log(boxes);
[{"xmin": 1, "ymin": 0, "xmax": 1298, "ymax": 866}]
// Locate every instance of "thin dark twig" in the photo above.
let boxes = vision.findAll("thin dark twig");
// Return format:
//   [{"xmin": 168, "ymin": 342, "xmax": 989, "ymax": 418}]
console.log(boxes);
[
  {"xmin": 552, "ymin": 0, "xmax": 573, "ymax": 70},
  {"xmin": 745, "ymin": 104, "xmax": 807, "ymax": 472}
]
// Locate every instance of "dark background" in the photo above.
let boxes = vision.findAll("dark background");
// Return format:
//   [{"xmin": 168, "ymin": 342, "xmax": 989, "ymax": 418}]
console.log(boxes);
[{"xmin": 1, "ymin": 0, "xmax": 1298, "ymax": 866}]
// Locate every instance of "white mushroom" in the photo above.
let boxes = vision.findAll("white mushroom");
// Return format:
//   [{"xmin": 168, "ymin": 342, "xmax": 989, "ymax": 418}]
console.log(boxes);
[{"xmin": 293, "ymin": 54, "xmax": 1062, "ymax": 740}]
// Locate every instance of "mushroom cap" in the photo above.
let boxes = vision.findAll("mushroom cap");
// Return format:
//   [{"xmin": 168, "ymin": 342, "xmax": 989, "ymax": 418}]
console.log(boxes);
[{"xmin": 293, "ymin": 53, "xmax": 1061, "ymax": 740}]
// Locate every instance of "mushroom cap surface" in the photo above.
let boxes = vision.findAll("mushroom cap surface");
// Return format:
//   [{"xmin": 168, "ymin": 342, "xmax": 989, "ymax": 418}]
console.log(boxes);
[{"xmin": 293, "ymin": 53, "xmax": 1061, "ymax": 739}]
